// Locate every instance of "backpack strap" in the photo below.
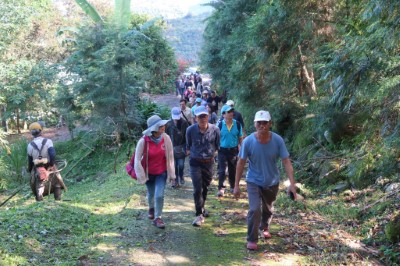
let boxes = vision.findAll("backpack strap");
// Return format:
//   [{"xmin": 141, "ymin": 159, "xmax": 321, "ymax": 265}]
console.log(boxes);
[
  {"xmin": 181, "ymin": 110, "xmax": 192, "ymax": 125},
  {"xmin": 218, "ymin": 119, "xmax": 241, "ymax": 132},
  {"xmin": 30, "ymin": 138, "xmax": 48, "ymax": 158}
]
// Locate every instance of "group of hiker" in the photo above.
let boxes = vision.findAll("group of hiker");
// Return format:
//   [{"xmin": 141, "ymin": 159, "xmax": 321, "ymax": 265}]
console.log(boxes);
[
  {"xmin": 135, "ymin": 85, "xmax": 297, "ymax": 250},
  {"xmin": 25, "ymin": 77, "xmax": 297, "ymax": 250}
]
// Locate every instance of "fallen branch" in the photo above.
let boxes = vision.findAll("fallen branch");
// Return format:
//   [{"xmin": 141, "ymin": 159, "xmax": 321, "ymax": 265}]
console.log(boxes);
[
  {"xmin": 0, "ymin": 184, "xmax": 28, "ymax": 208},
  {"xmin": 361, "ymin": 189, "xmax": 400, "ymax": 213},
  {"xmin": 63, "ymin": 149, "xmax": 95, "ymax": 178}
]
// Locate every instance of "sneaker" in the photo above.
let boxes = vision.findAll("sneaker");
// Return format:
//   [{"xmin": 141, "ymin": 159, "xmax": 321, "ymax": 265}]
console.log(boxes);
[
  {"xmin": 153, "ymin": 218, "xmax": 165, "ymax": 229},
  {"xmin": 217, "ymin": 188, "xmax": 225, "ymax": 197},
  {"xmin": 262, "ymin": 229, "xmax": 272, "ymax": 239},
  {"xmin": 203, "ymin": 209, "xmax": 209, "ymax": 217},
  {"xmin": 180, "ymin": 178, "xmax": 185, "ymax": 185},
  {"xmin": 192, "ymin": 214, "xmax": 205, "ymax": 227},
  {"xmin": 247, "ymin": 241, "xmax": 258, "ymax": 250},
  {"xmin": 171, "ymin": 180, "xmax": 179, "ymax": 188},
  {"xmin": 148, "ymin": 208, "xmax": 154, "ymax": 220}
]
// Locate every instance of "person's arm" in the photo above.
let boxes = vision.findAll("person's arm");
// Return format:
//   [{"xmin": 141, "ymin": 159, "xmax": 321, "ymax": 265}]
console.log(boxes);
[
  {"xmin": 215, "ymin": 126, "xmax": 220, "ymax": 151},
  {"xmin": 233, "ymin": 158, "xmax": 246, "ymax": 198},
  {"xmin": 163, "ymin": 134, "xmax": 176, "ymax": 181},
  {"xmin": 28, "ymin": 156, "xmax": 34, "ymax": 172},
  {"xmin": 48, "ymin": 147, "xmax": 56, "ymax": 166},
  {"xmin": 282, "ymin": 157, "xmax": 297, "ymax": 199},
  {"xmin": 186, "ymin": 127, "xmax": 191, "ymax": 156},
  {"xmin": 134, "ymin": 139, "xmax": 147, "ymax": 183},
  {"xmin": 238, "ymin": 121, "xmax": 244, "ymax": 146}
]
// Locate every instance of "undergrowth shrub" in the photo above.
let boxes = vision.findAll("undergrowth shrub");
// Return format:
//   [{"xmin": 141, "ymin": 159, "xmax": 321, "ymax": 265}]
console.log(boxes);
[{"xmin": 3, "ymin": 138, "xmax": 28, "ymax": 185}]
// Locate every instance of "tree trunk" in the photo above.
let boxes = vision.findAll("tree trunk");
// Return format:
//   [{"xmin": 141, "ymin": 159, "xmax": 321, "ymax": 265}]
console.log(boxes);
[
  {"xmin": 0, "ymin": 105, "xmax": 8, "ymax": 132},
  {"xmin": 298, "ymin": 45, "xmax": 317, "ymax": 97},
  {"xmin": 16, "ymin": 109, "xmax": 21, "ymax": 134}
]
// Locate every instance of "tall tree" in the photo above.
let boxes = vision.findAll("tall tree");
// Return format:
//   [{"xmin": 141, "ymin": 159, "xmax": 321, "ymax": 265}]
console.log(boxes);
[
  {"xmin": 201, "ymin": 0, "xmax": 399, "ymax": 186},
  {"xmin": 57, "ymin": 1, "xmax": 177, "ymax": 139}
]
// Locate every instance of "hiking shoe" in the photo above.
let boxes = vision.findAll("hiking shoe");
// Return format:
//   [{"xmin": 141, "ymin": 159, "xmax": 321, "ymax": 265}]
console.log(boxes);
[
  {"xmin": 203, "ymin": 209, "xmax": 209, "ymax": 217},
  {"xmin": 217, "ymin": 188, "xmax": 225, "ymax": 197},
  {"xmin": 171, "ymin": 180, "xmax": 179, "ymax": 188},
  {"xmin": 263, "ymin": 229, "xmax": 272, "ymax": 239},
  {"xmin": 247, "ymin": 241, "xmax": 258, "ymax": 250},
  {"xmin": 148, "ymin": 208, "xmax": 155, "ymax": 220},
  {"xmin": 153, "ymin": 218, "xmax": 165, "ymax": 229},
  {"xmin": 179, "ymin": 178, "xmax": 185, "ymax": 185},
  {"xmin": 192, "ymin": 214, "xmax": 205, "ymax": 227}
]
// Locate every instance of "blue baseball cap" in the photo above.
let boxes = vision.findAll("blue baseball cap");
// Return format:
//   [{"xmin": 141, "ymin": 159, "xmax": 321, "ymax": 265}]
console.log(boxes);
[
  {"xmin": 221, "ymin": 105, "xmax": 234, "ymax": 115},
  {"xmin": 195, "ymin": 98, "xmax": 202, "ymax": 103},
  {"xmin": 194, "ymin": 106, "xmax": 208, "ymax": 116}
]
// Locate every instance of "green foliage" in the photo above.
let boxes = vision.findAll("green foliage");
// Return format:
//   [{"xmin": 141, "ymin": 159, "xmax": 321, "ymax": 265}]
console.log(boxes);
[
  {"xmin": 164, "ymin": 13, "xmax": 210, "ymax": 64},
  {"xmin": 0, "ymin": 0, "xmax": 68, "ymax": 132},
  {"xmin": 74, "ymin": 0, "xmax": 104, "ymax": 24},
  {"xmin": 57, "ymin": 10, "xmax": 177, "ymax": 139},
  {"xmin": 2, "ymin": 138, "xmax": 28, "ymax": 185},
  {"xmin": 113, "ymin": 0, "xmax": 131, "ymax": 30},
  {"xmin": 201, "ymin": 0, "xmax": 399, "ymax": 188},
  {"xmin": 136, "ymin": 99, "xmax": 171, "ymax": 122},
  {"xmin": 133, "ymin": 18, "xmax": 178, "ymax": 94}
]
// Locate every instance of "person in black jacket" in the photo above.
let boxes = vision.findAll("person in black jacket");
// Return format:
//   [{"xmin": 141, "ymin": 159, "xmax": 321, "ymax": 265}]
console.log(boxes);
[{"xmin": 166, "ymin": 107, "xmax": 189, "ymax": 187}]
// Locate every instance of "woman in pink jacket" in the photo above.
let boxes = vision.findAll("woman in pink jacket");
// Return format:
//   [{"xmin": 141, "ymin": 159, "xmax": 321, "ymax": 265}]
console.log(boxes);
[{"xmin": 134, "ymin": 115, "xmax": 175, "ymax": 229}]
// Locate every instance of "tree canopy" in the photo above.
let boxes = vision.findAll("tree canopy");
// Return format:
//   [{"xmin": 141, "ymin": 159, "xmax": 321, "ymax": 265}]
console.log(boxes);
[{"xmin": 201, "ymin": 0, "xmax": 399, "ymax": 187}]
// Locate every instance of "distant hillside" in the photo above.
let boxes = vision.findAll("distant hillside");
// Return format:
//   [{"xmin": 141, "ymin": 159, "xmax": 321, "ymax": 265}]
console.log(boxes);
[
  {"xmin": 130, "ymin": 0, "xmax": 213, "ymax": 19},
  {"xmin": 164, "ymin": 12, "xmax": 210, "ymax": 64},
  {"xmin": 128, "ymin": 0, "xmax": 213, "ymax": 64}
]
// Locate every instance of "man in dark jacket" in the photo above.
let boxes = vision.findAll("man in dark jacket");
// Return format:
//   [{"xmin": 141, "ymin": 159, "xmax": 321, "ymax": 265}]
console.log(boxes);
[
  {"xmin": 166, "ymin": 107, "xmax": 189, "ymax": 187},
  {"xmin": 207, "ymin": 90, "xmax": 221, "ymax": 114}
]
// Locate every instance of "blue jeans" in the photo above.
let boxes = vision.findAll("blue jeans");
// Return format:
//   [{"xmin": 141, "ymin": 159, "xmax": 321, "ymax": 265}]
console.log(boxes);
[
  {"xmin": 179, "ymin": 87, "xmax": 185, "ymax": 97},
  {"xmin": 189, "ymin": 158, "xmax": 214, "ymax": 216},
  {"xmin": 246, "ymin": 182, "xmax": 279, "ymax": 243},
  {"xmin": 145, "ymin": 171, "xmax": 167, "ymax": 218},
  {"xmin": 175, "ymin": 157, "xmax": 185, "ymax": 181}
]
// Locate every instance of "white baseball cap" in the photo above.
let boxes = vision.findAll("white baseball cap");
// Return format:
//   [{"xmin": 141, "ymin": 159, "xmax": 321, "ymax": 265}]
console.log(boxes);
[
  {"xmin": 254, "ymin": 110, "xmax": 271, "ymax": 122},
  {"xmin": 171, "ymin": 107, "xmax": 181, "ymax": 120},
  {"xmin": 226, "ymin": 100, "xmax": 234, "ymax": 106}
]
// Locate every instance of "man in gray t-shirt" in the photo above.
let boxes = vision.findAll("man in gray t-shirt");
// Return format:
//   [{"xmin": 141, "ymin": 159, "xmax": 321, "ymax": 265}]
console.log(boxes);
[{"xmin": 234, "ymin": 110, "xmax": 297, "ymax": 251}]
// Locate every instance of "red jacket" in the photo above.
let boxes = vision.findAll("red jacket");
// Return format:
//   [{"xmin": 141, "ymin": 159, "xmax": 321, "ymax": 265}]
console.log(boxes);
[{"xmin": 145, "ymin": 136, "xmax": 167, "ymax": 175}]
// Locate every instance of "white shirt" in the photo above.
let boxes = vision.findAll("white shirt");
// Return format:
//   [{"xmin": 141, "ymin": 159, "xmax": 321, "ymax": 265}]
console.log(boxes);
[{"xmin": 27, "ymin": 136, "xmax": 53, "ymax": 160}]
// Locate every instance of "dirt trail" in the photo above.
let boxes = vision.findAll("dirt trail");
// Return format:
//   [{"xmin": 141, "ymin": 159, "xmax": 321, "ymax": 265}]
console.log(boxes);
[
  {"xmin": 3, "ymin": 93, "xmax": 382, "ymax": 265},
  {"xmin": 112, "ymin": 93, "xmax": 383, "ymax": 265}
]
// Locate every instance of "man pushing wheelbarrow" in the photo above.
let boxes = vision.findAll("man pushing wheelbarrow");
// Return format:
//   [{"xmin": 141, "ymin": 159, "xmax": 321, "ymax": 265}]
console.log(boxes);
[{"xmin": 27, "ymin": 122, "xmax": 67, "ymax": 201}]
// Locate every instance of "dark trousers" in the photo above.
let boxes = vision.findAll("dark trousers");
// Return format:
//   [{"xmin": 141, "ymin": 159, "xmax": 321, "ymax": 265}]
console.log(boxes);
[
  {"xmin": 246, "ymin": 182, "xmax": 279, "ymax": 242},
  {"xmin": 179, "ymin": 87, "xmax": 185, "ymax": 98},
  {"xmin": 189, "ymin": 158, "xmax": 214, "ymax": 216},
  {"xmin": 217, "ymin": 147, "xmax": 238, "ymax": 190},
  {"xmin": 174, "ymin": 157, "xmax": 185, "ymax": 181},
  {"xmin": 33, "ymin": 171, "xmax": 62, "ymax": 201}
]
